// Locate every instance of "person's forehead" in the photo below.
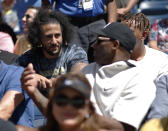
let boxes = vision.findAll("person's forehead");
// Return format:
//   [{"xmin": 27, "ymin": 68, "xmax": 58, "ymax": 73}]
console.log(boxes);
[
  {"xmin": 41, "ymin": 23, "xmax": 62, "ymax": 34},
  {"xmin": 41, "ymin": 23, "xmax": 61, "ymax": 29},
  {"xmin": 25, "ymin": 8, "xmax": 38, "ymax": 16}
]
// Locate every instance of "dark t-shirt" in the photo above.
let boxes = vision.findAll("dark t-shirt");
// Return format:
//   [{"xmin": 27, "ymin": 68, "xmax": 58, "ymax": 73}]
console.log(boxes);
[
  {"xmin": 16, "ymin": 44, "xmax": 88, "ymax": 78},
  {"xmin": 16, "ymin": 44, "xmax": 88, "ymax": 97}
]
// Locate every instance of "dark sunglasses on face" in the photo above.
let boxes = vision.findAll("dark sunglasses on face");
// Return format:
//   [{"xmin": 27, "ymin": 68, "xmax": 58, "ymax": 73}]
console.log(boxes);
[
  {"xmin": 54, "ymin": 94, "xmax": 87, "ymax": 109},
  {"xmin": 24, "ymin": 14, "xmax": 32, "ymax": 20}
]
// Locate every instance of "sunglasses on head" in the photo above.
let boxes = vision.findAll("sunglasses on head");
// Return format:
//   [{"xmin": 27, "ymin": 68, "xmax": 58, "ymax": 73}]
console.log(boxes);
[{"xmin": 54, "ymin": 94, "xmax": 87, "ymax": 109}]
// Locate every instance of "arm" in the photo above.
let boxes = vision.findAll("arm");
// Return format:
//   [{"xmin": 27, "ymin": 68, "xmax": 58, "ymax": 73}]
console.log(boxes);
[
  {"xmin": 21, "ymin": 63, "xmax": 52, "ymax": 116},
  {"xmin": 117, "ymin": 0, "xmax": 139, "ymax": 15},
  {"xmin": 0, "ymin": 91, "xmax": 24, "ymax": 120},
  {"xmin": 107, "ymin": 0, "xmax": 117, "ymax": 23},
  {"xmin": 67, "ymin": 46, "xmax": 88, "ymax": 73},
  {"xmin": 148, "ymin": 21, "xmax": 161, "ymax": 50},
  {"xmin": 147, "ymin": 75, "xmax": 168, "ymax": 119},
  {"xmin": 70, "ymin": 62, "xmax": 88, "ymax": 73},
  {"xmin": 149, "ymin": 40, "xmax": 161, "ymax": 51}
]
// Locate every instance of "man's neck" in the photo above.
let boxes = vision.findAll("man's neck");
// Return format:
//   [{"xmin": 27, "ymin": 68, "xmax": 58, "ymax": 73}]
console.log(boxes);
[
  {"xmin": 131, "ymin": 40, "xmax": 146, "ymax": 61},
  {"xmin": 112, "ymin": 48, "xmax": 131, "ymax": 63}
]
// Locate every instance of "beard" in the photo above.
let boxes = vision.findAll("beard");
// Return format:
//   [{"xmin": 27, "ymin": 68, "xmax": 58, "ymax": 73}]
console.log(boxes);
[{"xmin": 43, "ymin": 43, "xmax": 62, "ymax": 57}]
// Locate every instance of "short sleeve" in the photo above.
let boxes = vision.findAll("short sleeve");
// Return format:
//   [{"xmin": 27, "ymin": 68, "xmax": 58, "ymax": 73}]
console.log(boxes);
[
  {"xmin": 66, "ymin": 45, "xmax": 88, "ymax": 71},
  {"xmin": 5, "ymin": 66, "xmax": 24, "ymax": 93}
]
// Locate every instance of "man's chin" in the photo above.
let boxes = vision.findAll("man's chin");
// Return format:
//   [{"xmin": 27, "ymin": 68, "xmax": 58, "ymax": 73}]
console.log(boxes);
[
  {"xmin": 48, "ymin": 51, "xmax": 59, "ymax": 56},
  {"xmin": 47, "ymin": 49, "xmax": 62, "ymax": 57},
  {"xmin": 23, "ymin": 27, "xmax": 28, "ymax": 33}
]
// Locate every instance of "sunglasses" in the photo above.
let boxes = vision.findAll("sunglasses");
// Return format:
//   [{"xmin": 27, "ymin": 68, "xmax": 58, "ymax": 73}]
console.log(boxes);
[
  {"xmin": 54, "ymin": 94, "xmax": 87, "ymax": 109},
  {"xmin": 24, "ymin": 14, "xmax": 32, "ymax": 20}
]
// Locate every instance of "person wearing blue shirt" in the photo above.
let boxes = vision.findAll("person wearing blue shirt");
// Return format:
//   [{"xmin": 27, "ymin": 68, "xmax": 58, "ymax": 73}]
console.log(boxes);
[{"xmin": 0, "ymin": 60, "xmax": 34, "ymax": 127}]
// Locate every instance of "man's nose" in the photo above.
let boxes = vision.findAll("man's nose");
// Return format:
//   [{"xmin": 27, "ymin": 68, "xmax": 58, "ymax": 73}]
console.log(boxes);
[
  {"xmin": 22, "ymin": 16, "xmax": 26, "ymax": 23},
  {"xmin": 51, "ymin": 36, "xmax": 58, "ymax": 43}
]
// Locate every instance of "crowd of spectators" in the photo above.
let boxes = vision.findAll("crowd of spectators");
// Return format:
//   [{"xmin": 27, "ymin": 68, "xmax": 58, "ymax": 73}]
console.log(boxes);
[{"xmin": 0, "ymin": 0, "xmax": 168, "ymax": 131}]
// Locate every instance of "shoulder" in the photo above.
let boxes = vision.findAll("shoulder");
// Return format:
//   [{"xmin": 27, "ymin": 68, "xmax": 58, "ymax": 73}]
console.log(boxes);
[
  {"xmin": 0, "ymin": 50, "xmax": 18, "ymax": 64},
  {"xmin": 145, "ymin": 46, "xmax": 168, "ymax": 59},
  {"xmin": 2, "ymin": 61, "xmax": 24, "ymax": 75},
  {"xmin": 0, "ymin": 32, "xmax": 10, "ymax": 37},
  {"xmin": 156, "ymin": 74, "xmax": 168, "ymax": 85},
  {"xmin": 17, "ymin": 50, "xmax": 36, "ymax": 66},
  {"xmin": 0, "ymin": 32, "xmax": 13, "ymax": 42},
  {"xmin": 90, "ymin": 114, "xmax": 124, "ymax": 131},
  {"xmin": 82, "ymin": 62, "xmax": 98, "ymax": 74},
  {"xmin": 62, "ymin": 44, "xmax": 88, "ymax": 63},
  {"xmin": 146, "ymin": 46, "xmax": 165, "ymax": 55},
  {"xmin": 65, "ymin": 44, "xmax": 87, "ymax": 54}
]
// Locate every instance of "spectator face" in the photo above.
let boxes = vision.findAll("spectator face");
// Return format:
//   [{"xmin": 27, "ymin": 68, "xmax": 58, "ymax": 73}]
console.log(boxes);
[
  {"xmin": 40, "ymin": 23, "xmax": 63, "ymax": 59},
  {"xmin": 93, "ymin": 37, "xmax": 116, "ymax": 66},
  {"xmin": 22, "ymin": 8, "xmax": 38, "ymax": 33},
  {"xmin": 52, "ymin": 88, "xmax": 89, "ymax": 129}
]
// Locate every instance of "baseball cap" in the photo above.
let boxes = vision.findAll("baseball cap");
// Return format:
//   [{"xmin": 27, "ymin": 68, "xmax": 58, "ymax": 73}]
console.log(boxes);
[
  {"xmin": 96, "ymin": 22, "xmax": 136, "ymax": 53},
  {"xmin": 55, "ymin": 78, "xmax": 91, "ymax": 99}
]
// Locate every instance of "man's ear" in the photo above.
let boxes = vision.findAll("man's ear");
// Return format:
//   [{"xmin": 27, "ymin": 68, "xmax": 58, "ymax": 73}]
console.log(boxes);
[
  {"xmin": 142, "ymin": 31, "xmax": 148, "ymax": 40},
  {"xmin": 112, "ymin": 40, "xmax": 120, "ymax": 49}
]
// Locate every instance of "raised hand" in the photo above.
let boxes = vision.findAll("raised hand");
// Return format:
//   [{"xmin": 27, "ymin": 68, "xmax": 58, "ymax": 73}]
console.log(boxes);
[
  {"xmin": 21, "ymin": 63, "xmax": 53, "ymax": 96},
  {"xmin": 21, "ymin": 63, "xmax": 37, "ymax": 95}
]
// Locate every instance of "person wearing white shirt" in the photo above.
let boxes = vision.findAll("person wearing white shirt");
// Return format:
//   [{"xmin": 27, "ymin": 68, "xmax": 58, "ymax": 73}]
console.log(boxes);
[{"xmin": 82, "ymin": 22, "xmax": 156, "ymax": 131}]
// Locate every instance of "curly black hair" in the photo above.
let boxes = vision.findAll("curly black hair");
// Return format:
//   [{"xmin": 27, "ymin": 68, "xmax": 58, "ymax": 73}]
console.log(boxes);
[{"xmin": 27, "ymin": 9, "xmax": 73, "ymax": 51}]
